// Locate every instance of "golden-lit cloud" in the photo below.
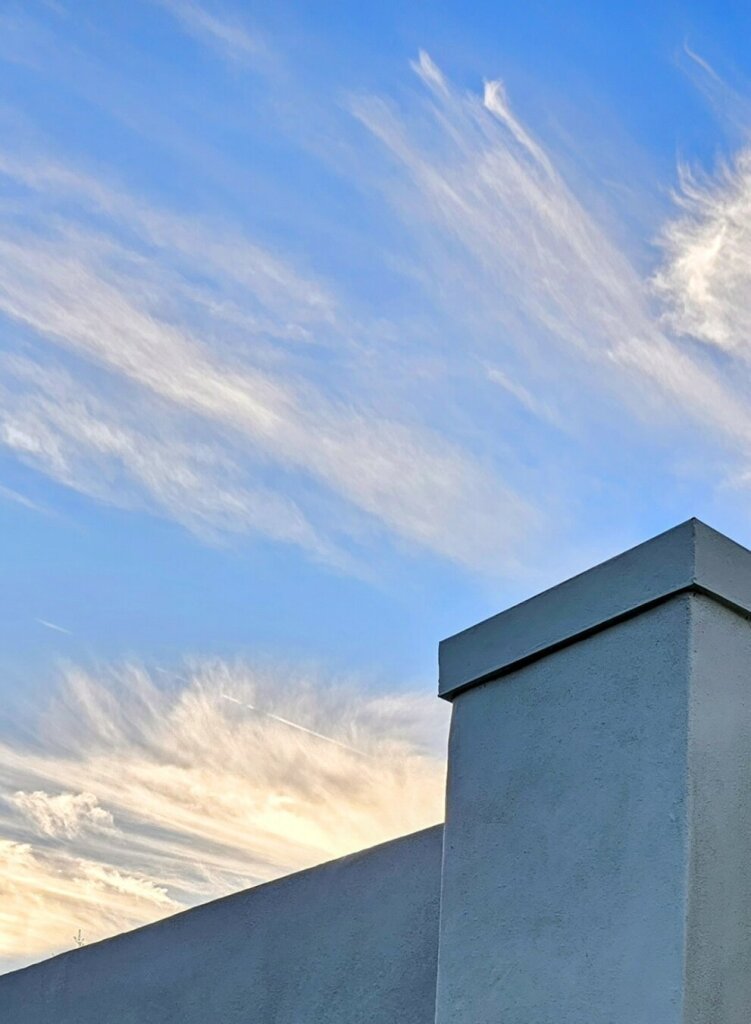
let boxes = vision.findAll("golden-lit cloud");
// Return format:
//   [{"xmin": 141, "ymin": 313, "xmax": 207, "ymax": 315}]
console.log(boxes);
[
  {"xmin": 0, "ymin": 660, "xmax": 448, "ymax": 972},
  {"xmin": 9, "ymin": 790, "xmax": 116, "ymax": 840}
]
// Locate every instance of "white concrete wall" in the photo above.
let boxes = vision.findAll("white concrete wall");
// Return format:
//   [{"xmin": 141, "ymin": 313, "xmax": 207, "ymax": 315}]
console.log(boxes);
[
  {"xmin": 434, "ymin": 520, "xmax": 751, "ymax": 1024},
  {"xmin": 435, "ymin": 597, "xmax": 692, "ymax": 1024},
  {"xmin": 685, "ymin": 594, "xmax": 751, "ymax": 1024},
  {"xmin": 0, "ymin": 825, "xmax": 442, "ymax": 1024}
]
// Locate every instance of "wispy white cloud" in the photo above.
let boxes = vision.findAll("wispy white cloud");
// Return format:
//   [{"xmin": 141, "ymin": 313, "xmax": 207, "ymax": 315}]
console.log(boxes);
[
  {"xmin": 4, "ymin": 38, "xmax": 751, "ymax": 573},
  {"xmin": 683, "ymin": 42, "xmax": 721, "ymax": 83},
  {"xmin": 485, "ymin": 365, "xmax": 564, "ymax": 428},
  {"xmin": 0, "ymin": 483, "xmax": 48, "ymax": 515},
  {"xmin": 353, "ymin": 55, "xmax": 751, "ymax": 482},
  {"xmin": 654, "ymin": 151, "xmax": 751, "ymax": 356},
  {"xmin": 0, "ymin": 354, "xmax": 328, "ymax": 557},
  {"xmin": 0, "ymin": 147, "xmax": 539, "ymax": 574},
  {"xmin": 153, "ymin": 0, "xmax": 269, "ymax": 66},
  {"xmin": 678, "ymin": 43, "xmax": 751, "ymax": 138},
  {"xmin": 353, "ymin": 61, "xmax": 653, "ymax": 372},
  {"xmin": 0, "ymin": 659, "xmax": 448, "ymax": 971}
]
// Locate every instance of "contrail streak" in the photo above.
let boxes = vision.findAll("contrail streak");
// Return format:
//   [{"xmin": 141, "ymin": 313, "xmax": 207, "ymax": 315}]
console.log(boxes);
[
  {"xmin": 35, "ymin": 618, "xmax": 72, "ymax": 635},
  {"xmin": 220, "ymin": 693, "xmax": 370, "ymax": 757}
]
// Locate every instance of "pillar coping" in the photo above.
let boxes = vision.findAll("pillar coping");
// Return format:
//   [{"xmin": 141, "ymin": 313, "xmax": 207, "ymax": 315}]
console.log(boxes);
[{"xmin": 439, "ymin": 518, "xmax": 751, "ymax": 700}]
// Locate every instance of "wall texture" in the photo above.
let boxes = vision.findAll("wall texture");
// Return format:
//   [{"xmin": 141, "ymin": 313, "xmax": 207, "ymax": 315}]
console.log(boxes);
[
  {"xmin": 685, "ymin": 594, "xmax": 751, "ymax": 1024},
  {"xmin": 0, "ymin": 825, "xmax": 443, "ymax": 1024},
  {"xmin": 435, "ymin": 597, "xmax": 692, "ymax": 1024},
  {"xmin": 433, "ymin": 520, "xmax": 751, "ymax": 1024}
]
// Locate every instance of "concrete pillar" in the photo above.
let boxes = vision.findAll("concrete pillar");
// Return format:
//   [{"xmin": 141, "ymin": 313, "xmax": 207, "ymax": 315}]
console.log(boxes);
[{"xmin": 435, "ymin": 519, "xmax": 751, "ymax": 1024}]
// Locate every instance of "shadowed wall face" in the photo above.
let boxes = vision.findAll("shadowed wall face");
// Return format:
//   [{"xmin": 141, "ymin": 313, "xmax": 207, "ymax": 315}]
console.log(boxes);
[
  {"xmin": 0, "ymin": 826, "xmax": 443, "ymax": 1024},
  {"xmin": 685, "ymin": 594, "xmax": 751, "ymax": 1024}
]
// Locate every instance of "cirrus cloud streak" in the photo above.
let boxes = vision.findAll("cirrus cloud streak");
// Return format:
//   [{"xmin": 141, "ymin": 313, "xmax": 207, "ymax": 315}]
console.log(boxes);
[{"xmin": 0, "ymin": 659, "xmax": 448, "ymax": 972}]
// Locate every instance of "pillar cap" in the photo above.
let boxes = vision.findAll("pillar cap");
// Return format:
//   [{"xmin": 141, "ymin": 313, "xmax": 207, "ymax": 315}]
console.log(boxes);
[{"xmin": 439, "ymin": 518, "xmax": 751, "ymax": 700}]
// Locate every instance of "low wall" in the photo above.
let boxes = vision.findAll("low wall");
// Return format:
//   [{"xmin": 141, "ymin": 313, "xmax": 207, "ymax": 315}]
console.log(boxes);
[{"xmin": 0, "ymin": 825, "xmax": 443, "ymax": 1024}]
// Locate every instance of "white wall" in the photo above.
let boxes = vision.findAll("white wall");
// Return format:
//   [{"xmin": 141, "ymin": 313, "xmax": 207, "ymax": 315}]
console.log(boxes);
[{"xmin": 436, "ymin": 598, "xmax": 691, "ymax": 1024}]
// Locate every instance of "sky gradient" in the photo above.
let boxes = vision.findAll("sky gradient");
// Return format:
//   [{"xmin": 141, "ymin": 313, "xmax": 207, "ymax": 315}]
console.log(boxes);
[{"xmin": 3, "ymin": 0, "xmax": 751, "ymax": 971}]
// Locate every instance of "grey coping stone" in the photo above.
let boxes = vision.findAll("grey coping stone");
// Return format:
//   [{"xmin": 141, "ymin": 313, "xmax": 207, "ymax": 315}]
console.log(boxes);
[{"xmin": 439, "ymin": 518, "xmax": 751, "ymax": 699}]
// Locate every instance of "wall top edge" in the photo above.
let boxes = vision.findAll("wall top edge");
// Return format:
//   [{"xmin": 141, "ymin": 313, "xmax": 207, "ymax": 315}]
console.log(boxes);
[{"xmin": 438, "ymin": 518, "xmax": 751, "ymax": 700}]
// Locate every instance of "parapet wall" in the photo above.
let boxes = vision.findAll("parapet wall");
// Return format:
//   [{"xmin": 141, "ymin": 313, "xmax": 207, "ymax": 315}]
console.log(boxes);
[{"xmin": 0, "ymin": 825, "xmax": 443, "ymax": 1024}]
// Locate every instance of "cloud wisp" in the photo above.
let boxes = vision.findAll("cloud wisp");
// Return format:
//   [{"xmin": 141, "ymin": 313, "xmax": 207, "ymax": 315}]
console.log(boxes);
[
  {"xmin": 349, "ymin": 53, "xmax": 751, "ymax": 498},
  {"xmin": 10, "ymin": 790, "xmax": 116, "ymax": 840},
  {"xmin": 655, "ymin": 150, "xmax": 751, "ymax": 357},
  {"xmin": 3, "ymin": 26, "xmax": 751, "ymax": 578},
  {"xmin": 0, "ymin": 147, "xmax": 536, "ymax": 574},
  {"xmin": 0, "ymin": 659, "xmax": 448, "ymax": 972},
  {"xmin": 153, "ymin": 0, "xmax": 270, "ymax": 67}
]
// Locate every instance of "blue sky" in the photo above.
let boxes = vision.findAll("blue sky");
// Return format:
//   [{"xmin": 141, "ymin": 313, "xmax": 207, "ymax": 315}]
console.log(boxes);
[{"xmin": 3, "ymin": 0, "xmax": 751, "ymax": 969}]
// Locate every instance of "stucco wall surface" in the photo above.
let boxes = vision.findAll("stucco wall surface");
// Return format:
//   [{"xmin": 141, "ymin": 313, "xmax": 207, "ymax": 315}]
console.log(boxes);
[
  {"xmin": 436, "ymin": 597, "xmax": 693, "ymax": 1024},
  {"xmin": 685, "ymin": 594, "xmax": 751, "ymax": 1024},
  {"xmin": 0, "ymin": 824, "xmax": 443, "ymax": 1024}
]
